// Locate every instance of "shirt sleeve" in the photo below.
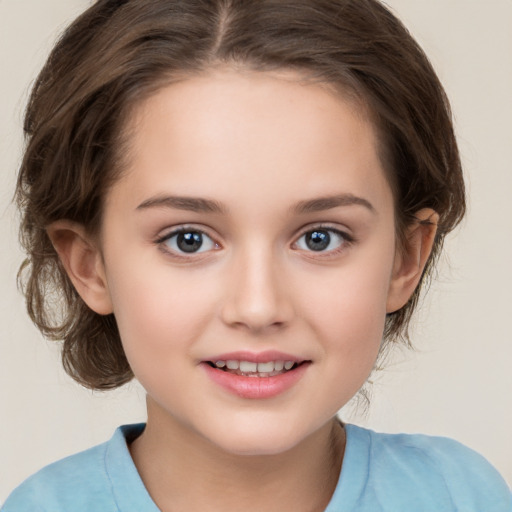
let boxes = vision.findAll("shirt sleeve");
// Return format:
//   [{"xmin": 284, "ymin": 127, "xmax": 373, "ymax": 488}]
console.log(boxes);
[
  {"xmin": 0, "ymin": 442, "xmax": 118, "ymax": 512},
  {"xmin": 400, "ymin": 434, "xmax": 512, "ymax": 511}
]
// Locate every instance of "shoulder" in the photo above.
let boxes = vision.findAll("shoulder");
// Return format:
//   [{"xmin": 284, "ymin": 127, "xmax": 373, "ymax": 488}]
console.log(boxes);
[
  {"xmin": 1, "ymin": 424, "xmax": 146, "ymax": 512},
  {"xmin": 343, "ymin": 424, "xmax": 511, "ymax": 511},
  {"xmin": 1, "ymin": 442, "xmax": 112, "ymax": 512}
]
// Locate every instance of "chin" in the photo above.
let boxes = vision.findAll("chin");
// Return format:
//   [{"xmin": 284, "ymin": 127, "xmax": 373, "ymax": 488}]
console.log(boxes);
[{"xmin": 203, "ymin": 419, "xmax": 312, "ymax": 457}]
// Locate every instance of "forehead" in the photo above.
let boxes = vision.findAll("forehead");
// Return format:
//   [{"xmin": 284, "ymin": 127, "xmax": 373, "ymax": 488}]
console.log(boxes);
[{"xmin": 109, "ymin": 68, "xmax": 393, "ymax": 219}]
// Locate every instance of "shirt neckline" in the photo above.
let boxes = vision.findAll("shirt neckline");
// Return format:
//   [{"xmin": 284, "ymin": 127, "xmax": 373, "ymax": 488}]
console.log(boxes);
[
  {"xmin": 106, "ymin": 422, "xmax": 368, "ymax": 512},
  {"xmin": 105, "ymin": 423, "xmax": 160, "ymax": 512}
]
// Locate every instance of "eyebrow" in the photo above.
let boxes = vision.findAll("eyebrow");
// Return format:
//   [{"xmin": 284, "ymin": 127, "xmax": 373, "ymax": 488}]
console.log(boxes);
[
  {"xmin": 136, "ymin": 193, "xmax": 376, "ymax": 215},
  {"xmin": 292, "ymin": 194, "xmax": 376, "ymax": 215},
  {"xmin": 136, "ymin": 195, "xmax": 227, "ymax": 214}
]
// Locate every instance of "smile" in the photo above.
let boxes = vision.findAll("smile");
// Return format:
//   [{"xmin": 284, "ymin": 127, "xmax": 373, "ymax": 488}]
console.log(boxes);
[
  {"xmin": 207, "ymin": 360, "xmax": 300, "ymax": 377},
  {"xmin": 202, "ymin": 353, "xmax": 311, "ymax": 399}
]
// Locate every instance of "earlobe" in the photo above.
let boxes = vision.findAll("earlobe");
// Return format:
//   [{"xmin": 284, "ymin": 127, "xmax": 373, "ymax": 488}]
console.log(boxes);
[
  {"xmin": 46, "ymin": 221, "xmax": 113, "ymax": 315},
  {"xmin": 386, "ymin": 209, "xmax": 439, "ymax": 313}
]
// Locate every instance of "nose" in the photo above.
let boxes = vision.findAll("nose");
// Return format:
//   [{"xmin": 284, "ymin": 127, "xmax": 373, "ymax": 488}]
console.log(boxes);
[{"xmin": 220, "ymin": 244, "xmax": 294, "ymax": 333}]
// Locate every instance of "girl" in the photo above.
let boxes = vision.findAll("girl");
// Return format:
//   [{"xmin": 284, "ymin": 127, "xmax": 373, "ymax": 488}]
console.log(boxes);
[{"xmin": 2, "ymin": 0, "xmax": 510, "ymax": 510}]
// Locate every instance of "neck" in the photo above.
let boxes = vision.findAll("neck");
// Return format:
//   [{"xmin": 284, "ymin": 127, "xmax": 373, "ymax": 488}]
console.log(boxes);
[{"xmin": 129, "ymin": 400, "xmax": 345, "ymax": 512}]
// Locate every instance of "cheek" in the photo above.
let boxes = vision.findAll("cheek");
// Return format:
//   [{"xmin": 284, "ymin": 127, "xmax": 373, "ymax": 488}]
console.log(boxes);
[
  {"xmin": 307, "ymin": 269, "xmax": 391, "ymax": 406},
  {"xmin": 106, "ymin": 266, "xmax": 217, "ymax": 373},
  {"xmin": 302, "ymin": 257, "xmax": 392, "ymax": 340},
  {"xmin": 296, "ymin": 242, "xmax": 395, "ymax": 401}
]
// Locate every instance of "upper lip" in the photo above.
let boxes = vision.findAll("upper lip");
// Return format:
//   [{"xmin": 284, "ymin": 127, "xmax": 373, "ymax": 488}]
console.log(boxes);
[{"xmin": 203, "ymin": 350, "xmax": 307, "ymax": 363}]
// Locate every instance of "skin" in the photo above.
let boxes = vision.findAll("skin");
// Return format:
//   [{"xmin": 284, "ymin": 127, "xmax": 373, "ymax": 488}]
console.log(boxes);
[{"xmin": 48, "ymin": 68, "xmax": 437, "ymax": 511}]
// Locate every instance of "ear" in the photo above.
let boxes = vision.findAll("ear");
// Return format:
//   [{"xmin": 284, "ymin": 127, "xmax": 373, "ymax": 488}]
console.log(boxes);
[
  {"xmin": 386, "ymin": 209, "xmax": 439, "ymax": 313},
  {"xmin": 46, "ymin": 220, "xmax": 113, "ymax": 315}
]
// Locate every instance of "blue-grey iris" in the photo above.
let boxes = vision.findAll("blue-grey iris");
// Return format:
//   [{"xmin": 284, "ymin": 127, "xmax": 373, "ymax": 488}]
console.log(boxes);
[
  {"xmin": 177, "ymin": 232, "xmax": 203, "ymax": 253},
  {"xmin": 306, "ymin": 230, "xmax": 330, "ymax": 251}
]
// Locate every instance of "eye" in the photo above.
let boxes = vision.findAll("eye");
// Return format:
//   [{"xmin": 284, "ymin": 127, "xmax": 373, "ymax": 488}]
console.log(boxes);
[
  {"xmin": 159, "ymin": 229, "xmax": 218, "ymax": 255},
  {"xmin": 294, "ymin": 228, "xmax": 350, "ymax": 253}
]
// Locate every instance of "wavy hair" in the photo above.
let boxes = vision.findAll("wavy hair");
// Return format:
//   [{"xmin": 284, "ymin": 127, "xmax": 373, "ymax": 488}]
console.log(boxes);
[{"xmin": 16, "ymin": 0, "xmax": 465, "ymax": 389}]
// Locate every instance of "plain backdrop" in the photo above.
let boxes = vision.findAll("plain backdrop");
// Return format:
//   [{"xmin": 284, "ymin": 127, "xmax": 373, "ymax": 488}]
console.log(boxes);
[{"xmin": 1, "ymin": 0, "xmax": 511, "ymax": 502}]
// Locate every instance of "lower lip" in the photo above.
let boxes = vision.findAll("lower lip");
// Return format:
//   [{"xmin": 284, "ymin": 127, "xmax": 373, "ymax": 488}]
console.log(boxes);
[{"xmin": 201, "ymin": 362, "xmax": 310, "ymax": 399}]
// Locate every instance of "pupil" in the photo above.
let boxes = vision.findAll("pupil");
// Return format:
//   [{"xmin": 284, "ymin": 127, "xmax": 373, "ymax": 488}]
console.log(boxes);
[
  {"xmin": 306, "ymin": 230, "xmax": 330, "ymax": 251},
  {"xmin": 177, "ymin": 232, "xmax": 203, "ymax": 253}
]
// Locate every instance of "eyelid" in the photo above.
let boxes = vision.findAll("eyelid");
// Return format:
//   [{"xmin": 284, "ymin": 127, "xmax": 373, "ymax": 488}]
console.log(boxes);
[
  {"xmin": 292, "ymin": 224, "xmax": 355, "ymax": 255},
  {"xmin": 155, "ymin": 225, "xmax": 221, "ymax": 258},
  {"xmin": 293, "ymin": 222, "xmax": 353, "ymax": 240},
  {"xmin": 156, "ymin": 225, "xmax": 199, "ymax": 242},
  {"xmin": 153, "ymin": 223, "xmax": 354, "ymax": 260}
]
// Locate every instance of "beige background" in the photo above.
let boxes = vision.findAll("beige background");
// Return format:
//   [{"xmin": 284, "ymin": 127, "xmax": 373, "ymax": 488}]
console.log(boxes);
[{"xmin": 1, "ymin": 0, "xmax": 511, "ymax": 501}]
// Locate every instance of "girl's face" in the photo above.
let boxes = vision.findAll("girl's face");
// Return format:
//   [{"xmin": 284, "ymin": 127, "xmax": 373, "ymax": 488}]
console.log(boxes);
[{"xmin": 96, "ymin": 69, "xmax": 400, "ymax": 455}]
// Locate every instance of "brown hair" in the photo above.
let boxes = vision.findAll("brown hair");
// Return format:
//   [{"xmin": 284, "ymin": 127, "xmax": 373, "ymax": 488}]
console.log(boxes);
[{"xmin": 16, "ymin": 0, "xmax": 465, "ymax": 390}]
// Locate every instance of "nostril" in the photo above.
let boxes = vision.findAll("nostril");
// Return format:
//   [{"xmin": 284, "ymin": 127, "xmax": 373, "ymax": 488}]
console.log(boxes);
[{"xmin": 219, "ymin": 267, "xmax": 294, "ymax": 331}]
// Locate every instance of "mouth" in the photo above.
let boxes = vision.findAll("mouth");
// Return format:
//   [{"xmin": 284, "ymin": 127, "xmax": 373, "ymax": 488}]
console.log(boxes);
[
  {"xmin": 205, "ymin": 359, "xmax": 307, "ymax": 378},
  {"xmin": 201, "ymin": 354, "xmax": 311, "ymax": 399}
]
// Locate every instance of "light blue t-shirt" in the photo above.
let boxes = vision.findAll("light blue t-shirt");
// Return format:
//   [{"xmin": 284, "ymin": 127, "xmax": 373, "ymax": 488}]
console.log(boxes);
[{"xmin": 2, "ymin": 423, "xmax": 511, "ymax": 511}]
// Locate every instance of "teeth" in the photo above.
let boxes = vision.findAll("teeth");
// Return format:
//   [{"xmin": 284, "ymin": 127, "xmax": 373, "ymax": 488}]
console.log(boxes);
[
  {"xmin": 212, "ymin": 359, "xmax": 299, "ymax": 375},
  {"xmin": 239, "ymin": 361, "xmax": 257, "ymax": 372},
  {"xmin": 257, "ymin": 362, "xmax": 274, "ymax": 372}
]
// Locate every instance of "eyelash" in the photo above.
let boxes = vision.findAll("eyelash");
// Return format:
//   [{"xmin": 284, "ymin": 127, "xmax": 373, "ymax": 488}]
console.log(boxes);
[
  {"xmin": 155, "ymin": 225, "xmax": 354, "ymax": 259},
  {"xmin": 293, "ymin": 225, "xmax": 354, "ymax": 257},
  {"xmin": 155, "ymin": 226, "xmax": 219, "ymax": 260}
]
